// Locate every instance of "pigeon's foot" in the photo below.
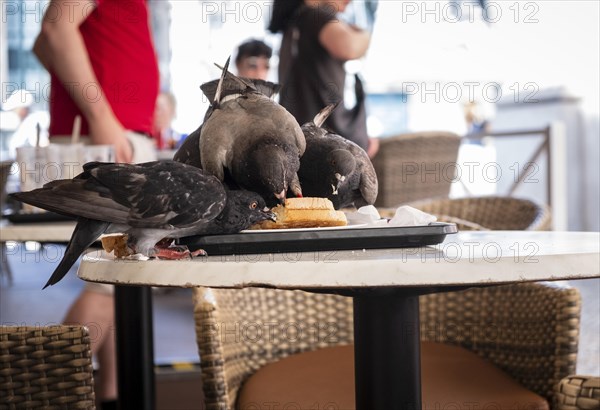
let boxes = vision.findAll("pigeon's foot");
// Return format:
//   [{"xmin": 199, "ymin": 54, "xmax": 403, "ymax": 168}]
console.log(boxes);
[{"xmin": 153, "ymin": 245, "xmax": 207, "ymax": 260}]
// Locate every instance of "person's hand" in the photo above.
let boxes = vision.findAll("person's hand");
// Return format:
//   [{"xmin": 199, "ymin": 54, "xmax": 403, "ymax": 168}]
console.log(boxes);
[
  {"xmin": 88, "ymin": 114, "xmax": 133, "ymax": 163},
  {"xmin": 367, "ymin": 137, "xmax": 380, "ymax": 159}
]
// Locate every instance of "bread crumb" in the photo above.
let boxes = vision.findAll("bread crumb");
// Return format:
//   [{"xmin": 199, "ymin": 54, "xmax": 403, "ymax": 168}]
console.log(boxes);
[{"xmin": 101, "ymin": 234, "xmax": 132, "ymax": 258}]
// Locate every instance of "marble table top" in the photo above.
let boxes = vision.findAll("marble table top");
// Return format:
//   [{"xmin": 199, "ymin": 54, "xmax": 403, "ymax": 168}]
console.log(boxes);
[{"xmin": 78, "ymin": 231, "xmax": 600, "ymax": 289}]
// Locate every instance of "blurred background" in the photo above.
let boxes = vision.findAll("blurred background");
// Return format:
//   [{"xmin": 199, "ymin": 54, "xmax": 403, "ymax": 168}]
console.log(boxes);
[
  {"xmin": 1, "ymin": 3, "xmax": 598, "ymax": 406},
  {"xmin": 2, "ymin": 0, "xmax": 598, "ymax": 232}
]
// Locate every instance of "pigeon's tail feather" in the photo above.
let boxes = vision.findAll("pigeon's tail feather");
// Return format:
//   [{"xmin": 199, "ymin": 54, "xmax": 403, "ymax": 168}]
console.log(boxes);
[
  {"xmin": 213, "ymin": 56, "xmax": 231, "ymax": 107},
  {"xmin": 10, "ymin": 188, "xmax": 129, "ymax": 224},
  {"xmin": 43, "ymin": 218, "xmax": 110, "ymax": 289},
  {"xmin": 10, "ymin": 190, "xmax": 73, "ymax": 217},
  {"xmin": 313, "ymin": 103, "xmax": 339, "ymax": 128}
]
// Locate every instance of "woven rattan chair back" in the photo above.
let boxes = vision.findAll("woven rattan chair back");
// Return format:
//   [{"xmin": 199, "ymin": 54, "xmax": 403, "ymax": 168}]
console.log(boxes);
[
  {"xmin": 407, "ymin": 196, "xmax": 552, "ymax": 231},
  {"xmin": 193, "ymin": 196, "xmax": 577, "ymax": 407},
  {"xmin": 371, "ymin": 131, "xmax": 461, "ymax": 207},
  {"xmin": 194, "ymin": 284, "xmax": 580, "ymax": 408},
  {"xmin": 0, "ymin": 325, "xmax": 96, "ymax": 409},
  {"xmin": 193, "ymin": 287, "xmax": 353, "ymax": 410}
]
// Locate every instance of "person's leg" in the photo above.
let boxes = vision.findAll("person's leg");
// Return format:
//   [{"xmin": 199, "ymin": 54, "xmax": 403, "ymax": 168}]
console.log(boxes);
[{"xmin": 63, "ymin": 288, "xmax": 117, "ymax": 401}]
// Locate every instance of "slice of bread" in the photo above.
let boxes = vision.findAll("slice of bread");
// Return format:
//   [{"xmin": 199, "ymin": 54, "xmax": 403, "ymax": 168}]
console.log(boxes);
[
  {"xmin": 101, "ymin": 234, "xmax": 131, "ymax": 258},
  {"xmin": 253, "ymin": 197, "xmax": 347, "ymax": 229},
  {"xmin": 283, "ymin": 197, "xmax": 335, "ymax": 210}
]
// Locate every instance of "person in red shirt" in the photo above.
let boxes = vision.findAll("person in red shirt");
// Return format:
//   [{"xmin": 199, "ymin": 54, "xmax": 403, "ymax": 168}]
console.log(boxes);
[
  {"xmin": 33, "ymin": 1, "xmax": 159, "ymax": 407},
  {"xmin": 34, "ymin": 0, "xmax": 159, "ymax": 163}
]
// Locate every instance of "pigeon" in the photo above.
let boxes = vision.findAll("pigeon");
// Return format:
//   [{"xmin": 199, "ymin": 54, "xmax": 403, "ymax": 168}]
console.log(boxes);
[
  {"xmin": 197, "ymin": 58, "xmax": 306, "ymax": 205},
  {"xmin": 173, "ymin": 76, "xmax": 281, "ymax": 172},
  {"xmin": 298, "ymin": 104, "xmax": 378, "ymax": 209},
  {"xmin": 174, "ymin": 124, "xmax": 203, "ymax": 170},
  {"xmin": 10, "ymin": 160, "xmax": 275, "ymax": 288}
]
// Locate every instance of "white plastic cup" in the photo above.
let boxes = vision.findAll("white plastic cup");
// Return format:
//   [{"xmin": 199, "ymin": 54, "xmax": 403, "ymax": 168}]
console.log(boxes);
[
  {"xmin": 16, "ymin": 146, "xmax": 51, "ymax": 212},
  {"xmin": 47, "ymin": 143, "xmax": 85, "ymax": 180},
  {"xmin": 81, "ymin": 144, "xmax": 115, "ymax": 164}
]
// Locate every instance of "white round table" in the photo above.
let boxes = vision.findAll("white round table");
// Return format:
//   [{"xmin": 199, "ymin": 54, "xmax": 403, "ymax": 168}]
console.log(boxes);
[{"xmin": 78, "ymin": 231, "xmax": 600, "ymax": 410}]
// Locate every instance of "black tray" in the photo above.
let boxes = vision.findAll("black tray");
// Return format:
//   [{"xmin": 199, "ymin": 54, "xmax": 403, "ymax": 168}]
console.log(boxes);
[
  {"xmin": 2, "ymin": 211, "xmax": 75, "ymax": 224},
  {"xmin": 178, "ymin": 222, "xmax": 457, "ymax": 255}
]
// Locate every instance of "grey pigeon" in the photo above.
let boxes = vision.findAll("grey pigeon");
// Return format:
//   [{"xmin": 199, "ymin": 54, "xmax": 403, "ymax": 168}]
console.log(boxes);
[
  {"xmin": 10, "ymin": 160, "xmax": 275, "ymax": 288},
  {"xmin": 298, "ymin": 104, "xmax": 378, "ymax": 209},
  {"xmin": 173, "ymin": 77, "xmax": 281, "ymax": 173},
  {"xmin": 198, "ymin": 59, "xmax": 306, "ymax": 205}
]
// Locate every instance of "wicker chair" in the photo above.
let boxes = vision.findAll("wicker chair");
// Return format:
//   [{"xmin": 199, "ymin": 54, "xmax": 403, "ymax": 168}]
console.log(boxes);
[
  {"xmin": 371, "ymin": 131, "xmax": 461, "ymax": 207},
  {"xmin": 194, "ymin": 284, "xmax": 598, "ymax": 410},
  {"xmin": 0, "ymin": 325, "xmax": 96, "ymax": 409},
  {"xmin": 194, "ymin": 289, "xmax": 354, "ymax": 409},
  {"xmin": 193, "ymin": 197, "xmax": 597, "ymax": 409},
  {"xmin": 406, "ymin": 196, "xmax": 552, "ymax": 231}
]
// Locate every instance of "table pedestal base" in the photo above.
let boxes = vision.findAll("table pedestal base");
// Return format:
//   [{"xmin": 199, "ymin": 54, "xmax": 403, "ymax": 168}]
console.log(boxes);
[
  {"xmin": 115, "ymin": 285, "xmax": 155, "ymax": 410},
  {"xmin": 353, "ymin": 290, "xmax": 422, "ymax": 410}
]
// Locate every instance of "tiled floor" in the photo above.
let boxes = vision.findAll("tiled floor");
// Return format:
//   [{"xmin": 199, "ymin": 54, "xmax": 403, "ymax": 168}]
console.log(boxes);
[{"xmin": 1, "ymin": 244, "xmax": 598, "ymax": 408}]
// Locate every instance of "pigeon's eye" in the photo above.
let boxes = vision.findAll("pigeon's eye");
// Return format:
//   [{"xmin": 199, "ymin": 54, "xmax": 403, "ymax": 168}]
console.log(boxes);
[{"xmin": 249, "ymin": 201, "xmax": 258, "ymax": 209}]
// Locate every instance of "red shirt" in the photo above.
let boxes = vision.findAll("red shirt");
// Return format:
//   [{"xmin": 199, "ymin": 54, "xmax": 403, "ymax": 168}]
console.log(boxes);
[{"xmin": 49, "ymin": 0, "xmax": 159, "ymax": 136}]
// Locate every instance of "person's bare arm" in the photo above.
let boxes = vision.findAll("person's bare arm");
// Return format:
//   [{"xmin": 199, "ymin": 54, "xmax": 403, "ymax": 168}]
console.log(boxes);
[
  {"xmin": 319, "ymin": 21, "xmax": 371, "ymax": 61},
  {"xmin": 33, "ymin": 0, "xmax": 133, "ymax": 162}
]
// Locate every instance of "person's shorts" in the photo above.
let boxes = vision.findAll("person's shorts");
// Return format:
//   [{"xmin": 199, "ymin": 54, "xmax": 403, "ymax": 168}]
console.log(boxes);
[{"xmin": 51, "ymin": 131, "xmax": 157, "ymax": 294}]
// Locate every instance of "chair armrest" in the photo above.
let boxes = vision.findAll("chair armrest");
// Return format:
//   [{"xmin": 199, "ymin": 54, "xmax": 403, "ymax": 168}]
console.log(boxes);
[
  {"xmin": 434, "ymin": 215, "xmax": 489, "ymax": 231},
  {"xmin": 555, "ymin": 375, "xmax": 600, "ymax": 410},
  {"xmin": 375, "ymin": 208, "xmax": 489, "ymax": 231}
]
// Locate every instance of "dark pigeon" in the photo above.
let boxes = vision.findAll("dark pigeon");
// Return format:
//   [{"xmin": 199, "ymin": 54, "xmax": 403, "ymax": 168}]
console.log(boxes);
[
  {"xmin": 173, "ymin": 125, "xmax": 203, "ymax": 169},
  {"xmin": 298, "ymin": 104, "xmax": 378, "ymax": 209},
  {"xmin": 10, "ymin": 160, "xmax": 275, "ymax": 288},
  {"xmin": 197, "ymin": 58, "xmax": 305, "ymax": 206}
]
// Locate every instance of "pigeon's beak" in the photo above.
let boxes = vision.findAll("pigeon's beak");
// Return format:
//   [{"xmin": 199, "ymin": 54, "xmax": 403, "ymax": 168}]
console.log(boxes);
[
  {"xmin": 274, "ymin": 190, "xmax": 286, "ymax": 205},
  {"xmin": 262, "ymin": 207, "xmax": 277, "ymax": 222}
]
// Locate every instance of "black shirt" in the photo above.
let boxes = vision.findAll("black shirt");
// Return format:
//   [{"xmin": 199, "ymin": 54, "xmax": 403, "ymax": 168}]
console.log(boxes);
[{"xmin": 278, "ymin": 4, "xmax": 369, "ymax": 151}]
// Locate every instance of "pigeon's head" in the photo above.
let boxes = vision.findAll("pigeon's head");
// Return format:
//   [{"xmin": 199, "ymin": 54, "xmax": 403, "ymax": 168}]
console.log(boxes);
[
  {"xmin": 240, "ymin": 143, "xmax": 300, "ymax": 205},
  {"xmin": 327, "ymin": 149, "xmax": 356, "ymax": 194},
  {"xmin": 220, "ymin": 190, "xmax": 276, "ymax": 233}
]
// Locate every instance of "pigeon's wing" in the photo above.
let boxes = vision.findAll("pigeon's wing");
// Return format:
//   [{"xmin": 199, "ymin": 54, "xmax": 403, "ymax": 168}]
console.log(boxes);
[
  {"xmin": 247, "ymin": 79, "xmax": 281, "ymax": 98},
  {"xmin": 201, "ymin": 59, "xmax": 263, "ymax": 106},
  {"xmin": 313, "ymin": 103, "xmax": 338, "ymax": 128},
  {"xmin": 87, "ymin": 161, "xmax": 227, "ymax": 229},
  {"xmin": 355, "ymin": 151, "xmax": 379, "ymax": 205},
  {"xmin": 43, "ymin": 218, "xmax": 111, "ymax": 289},
  {"xmin": 201, "ymin": 77, "xmax": 280, "ymax": 101},
  {"xmin": 199, "ymin": 112, "xmax": 234, "ymax": 181},
  {"xmin": 173, "ymin": 125, "xmax": 202, "ymax": 168},
  {"xmin": 292, "ymin": 120, "xmax": 306, "ymax": 156}
]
